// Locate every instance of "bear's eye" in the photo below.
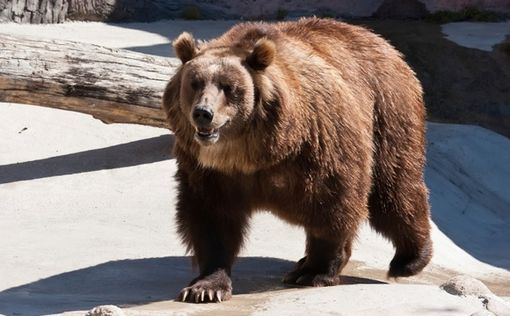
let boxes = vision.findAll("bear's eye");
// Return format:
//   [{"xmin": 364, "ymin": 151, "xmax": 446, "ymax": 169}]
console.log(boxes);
[
  {"xmin": 220, "ymin": 83, "xmax": 232, "ymax": 94},
  {"xmin": 190, "ymin": 79, "xmax": 201, "ymax": 90}
]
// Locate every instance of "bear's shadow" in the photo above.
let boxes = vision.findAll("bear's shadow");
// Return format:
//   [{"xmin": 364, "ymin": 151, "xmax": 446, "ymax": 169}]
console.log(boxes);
[{"xmin": 0, "ymin": 256, "xmax": 384, "ymax": 316}]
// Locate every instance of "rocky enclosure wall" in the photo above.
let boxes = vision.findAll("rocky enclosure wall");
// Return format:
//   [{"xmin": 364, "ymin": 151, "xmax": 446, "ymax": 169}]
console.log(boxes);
[
  {"xmin": 0, "ymin": 0, "xmax": 68, "ymax": 23},
  {"xmin": 0, "ymin": 0, "xmax": 509, "ymax": 23}
]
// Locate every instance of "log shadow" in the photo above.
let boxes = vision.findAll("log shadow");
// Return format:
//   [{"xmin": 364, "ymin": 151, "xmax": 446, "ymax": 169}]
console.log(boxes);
[
  {"xmin": 126, "ymin": 43, "xmax": 175, "ymax": 57},
  {"xmin": 0, "ymin": 256, "xmax": 384, "ymax": 316},
  {"xmin": 0, "ymin": 134, "xmax": 174, "ymax": 184},
  {"xmin": 108, "ymin": 20, "xmax": 236, "ymax": 57}
]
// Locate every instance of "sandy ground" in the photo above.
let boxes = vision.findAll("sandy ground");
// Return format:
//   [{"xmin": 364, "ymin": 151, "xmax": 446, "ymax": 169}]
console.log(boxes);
[{"xmin": 1, "ymin": 20, "xmax": 510, "ymax": 316}]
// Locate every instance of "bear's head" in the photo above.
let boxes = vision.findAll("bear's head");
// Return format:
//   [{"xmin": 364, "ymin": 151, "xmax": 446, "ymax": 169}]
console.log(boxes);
[{"xmin": 168, "ymin": 31, "xmax": 276, "ymax": 147}]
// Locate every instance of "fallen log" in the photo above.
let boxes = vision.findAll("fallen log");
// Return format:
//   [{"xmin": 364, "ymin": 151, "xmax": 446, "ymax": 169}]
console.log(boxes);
[{"xmin": 0, "ymin": 33, "xmax": 180, "ymax": 128}]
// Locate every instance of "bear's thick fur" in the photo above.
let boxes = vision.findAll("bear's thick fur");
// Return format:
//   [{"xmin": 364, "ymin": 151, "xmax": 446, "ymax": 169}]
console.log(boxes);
[{"xmin": 163, "ymin": 17, "xmax": 432, "ymax": 303}]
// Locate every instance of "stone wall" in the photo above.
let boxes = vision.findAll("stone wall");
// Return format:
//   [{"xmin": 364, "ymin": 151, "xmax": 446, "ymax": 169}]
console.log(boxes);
[
  {"xmin": 0, "ymin": 0, "xmax": 68, "ymax": 23},
  {"xmin": 0, "ymin": 0, "xmax": 509, "ymax": 24}
]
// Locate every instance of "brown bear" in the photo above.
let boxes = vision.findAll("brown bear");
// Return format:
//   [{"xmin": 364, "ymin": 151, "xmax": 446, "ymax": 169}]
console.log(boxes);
[{"xmin": 162, "ymin": 17, "xmax": 432, "ymax": 303}]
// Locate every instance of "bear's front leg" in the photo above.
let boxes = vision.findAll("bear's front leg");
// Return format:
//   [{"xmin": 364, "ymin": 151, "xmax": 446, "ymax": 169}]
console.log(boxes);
[{"xmin": 175, "ymin": 170, "xmax": 249, "ymax": 303}]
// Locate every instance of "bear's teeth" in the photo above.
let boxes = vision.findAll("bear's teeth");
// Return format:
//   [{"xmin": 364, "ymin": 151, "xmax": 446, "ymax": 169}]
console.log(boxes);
[
  {"xmin": 197, "ymin": 128, "xmax": 216, "ymax": 136},
  {"xmin": 197, "ymin": 129, "xmax": 217, "ymax": 137}
]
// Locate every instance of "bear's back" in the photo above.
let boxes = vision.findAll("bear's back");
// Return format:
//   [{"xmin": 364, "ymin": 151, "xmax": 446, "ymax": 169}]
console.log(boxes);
[{"xmin": 205, "ymin": 18, "xmax": 403, "ymax": 73}]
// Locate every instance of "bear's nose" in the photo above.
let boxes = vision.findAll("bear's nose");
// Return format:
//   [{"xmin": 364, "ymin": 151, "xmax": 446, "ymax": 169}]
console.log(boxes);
[{"xmin": 192, "ymin": 106, "xmax": 214, "ymax": 126}]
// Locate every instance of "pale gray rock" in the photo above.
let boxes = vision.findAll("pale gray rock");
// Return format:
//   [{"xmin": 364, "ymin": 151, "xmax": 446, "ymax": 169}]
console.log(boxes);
[
  {"xmin": 85, "ymin": 305, "xmax": 125, "ymax": 316},
  {"xmin": 441, "ymin": 275, "xmax": 492, "ymax": 297},
  {"xmin": 486, "ymin": 298, "xmax": 510, "ymax": 316},
  {"xmin": 471, "ymin": 309, "xmax": 496, "ymax": 316},
  {"xmin": 441, "ymin": 275, "xmax": 510, "ymax": 316}
]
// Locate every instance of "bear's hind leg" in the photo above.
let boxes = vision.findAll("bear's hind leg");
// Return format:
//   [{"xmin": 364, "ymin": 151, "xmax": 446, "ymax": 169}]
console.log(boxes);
[
  {"xmin": 368, "ymin": 180, "xmax": 432, "ymax": 278},
  {"xmin": 283, "ymin": 232, "xmax": 354, "ymax": 286}
]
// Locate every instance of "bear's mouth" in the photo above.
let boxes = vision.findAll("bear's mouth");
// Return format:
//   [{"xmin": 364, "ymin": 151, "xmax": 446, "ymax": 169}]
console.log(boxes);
[{"xmin": 195, "ymin": 127, "xmax": 220, "ymax": 144}]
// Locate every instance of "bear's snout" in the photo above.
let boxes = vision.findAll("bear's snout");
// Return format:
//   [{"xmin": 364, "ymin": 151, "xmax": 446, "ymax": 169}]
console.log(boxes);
[{"xmin": 192, "ymin": 106, "xmax": 214, "ymax": 127}]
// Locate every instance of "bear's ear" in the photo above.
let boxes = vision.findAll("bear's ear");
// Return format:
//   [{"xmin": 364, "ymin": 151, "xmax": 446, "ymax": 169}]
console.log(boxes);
[
  {"xmin": 173, "ymin": 32, "xmax": 197, "ymax": 64},
  {"xmin": 246, "ymin": 38, "xmax": 275, "ymax": 71}
]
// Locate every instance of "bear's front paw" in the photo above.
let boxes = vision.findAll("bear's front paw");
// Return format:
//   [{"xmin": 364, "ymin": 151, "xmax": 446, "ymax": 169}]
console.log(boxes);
[{"xmin": 178, "ymin": 270, "xmax": 232, "ymax": 303}]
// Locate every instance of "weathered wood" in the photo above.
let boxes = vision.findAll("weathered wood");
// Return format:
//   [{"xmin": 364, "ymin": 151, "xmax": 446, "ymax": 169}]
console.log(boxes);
[{"xmin": 0, "ymin": 33, "xmax": 180, "ymax": 128}]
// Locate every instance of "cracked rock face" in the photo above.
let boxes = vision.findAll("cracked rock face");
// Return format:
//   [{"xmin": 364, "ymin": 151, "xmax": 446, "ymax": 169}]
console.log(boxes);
[{"xmin": 0, "ymin": 0, "xmax": 68, "ymax": 23}]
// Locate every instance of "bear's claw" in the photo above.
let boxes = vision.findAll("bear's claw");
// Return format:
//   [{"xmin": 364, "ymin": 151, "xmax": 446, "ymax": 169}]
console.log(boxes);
[
  {"xmin": 177, "ymin": 270, "xmax": 232, "ymax": 303},
  {"xmin": 178, "ymin": 286, "xmax": 227, "ymax": 303}
]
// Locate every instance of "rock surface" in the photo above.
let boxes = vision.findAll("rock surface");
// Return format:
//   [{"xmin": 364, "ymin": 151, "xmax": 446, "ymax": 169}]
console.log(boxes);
[
  {"xmin": 441, "ymin": 275, "xmax": 510, "ymax": 316},
  {"xmin": 86, "ymin": 305, "xmax": 125, "ymax": 316},
  {"xmin": 441, "ymin": 275, "xmax": 493, "ymax": 296}
]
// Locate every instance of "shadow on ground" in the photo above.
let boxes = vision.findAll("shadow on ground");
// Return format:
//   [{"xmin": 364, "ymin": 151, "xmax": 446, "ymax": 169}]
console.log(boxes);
[
  {"xmin": 109, "ymin": 20, "xmax": 236, "ymax": 57},
  {"xmin": 0, "ymin": 256, "xmax": 383, "ymax": 316},
  {"xmin": 0, "ymin": 134, "xmax": 174, "ymax": 184},
  {"xmin": 126, "ymin": 43, "xmax": 175, "ymax": 57}
]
